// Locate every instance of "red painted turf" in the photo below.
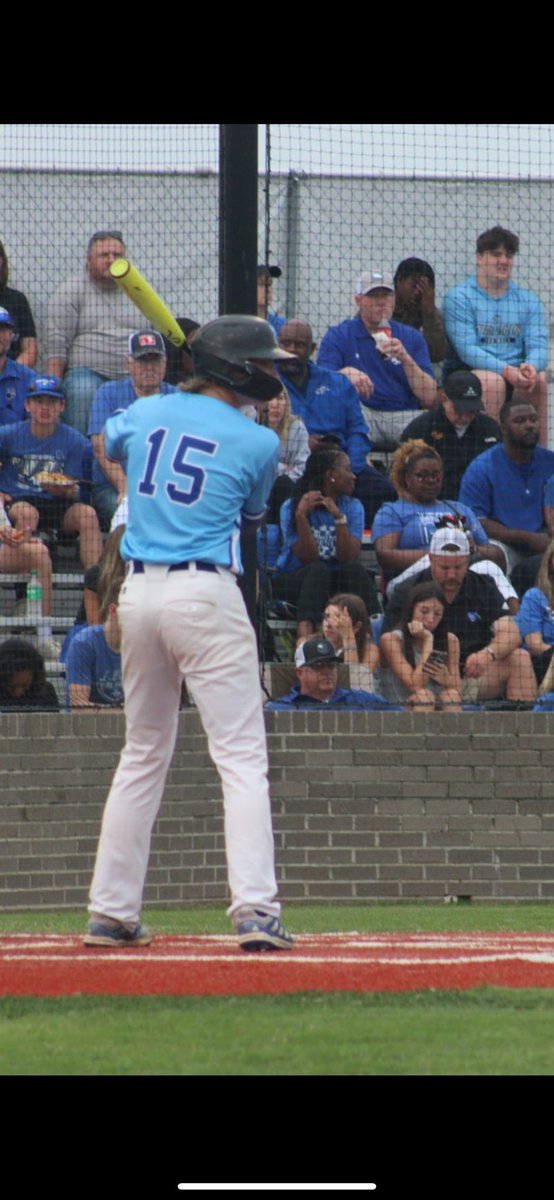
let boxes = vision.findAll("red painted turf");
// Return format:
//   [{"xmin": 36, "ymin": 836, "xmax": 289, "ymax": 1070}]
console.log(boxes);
[{"xmin": 2, "ymin": 932, "xmax": 554, "ymax": 995}]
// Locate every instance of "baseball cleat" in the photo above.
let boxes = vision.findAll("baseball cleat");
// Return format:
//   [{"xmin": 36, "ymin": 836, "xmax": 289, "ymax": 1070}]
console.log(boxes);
[
  {"xmin": 235, "ymin": 908, "xmax": 294, "ymax": 952},
  {"xmin": 83, "ymin": 922, "xmax": 153, "ymax": 948}
]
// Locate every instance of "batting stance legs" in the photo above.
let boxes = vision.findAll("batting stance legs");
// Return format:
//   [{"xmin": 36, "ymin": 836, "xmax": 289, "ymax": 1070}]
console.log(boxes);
[{"xmin": 88, "ymin": 565, "xmax": 280, "ymax": 932}]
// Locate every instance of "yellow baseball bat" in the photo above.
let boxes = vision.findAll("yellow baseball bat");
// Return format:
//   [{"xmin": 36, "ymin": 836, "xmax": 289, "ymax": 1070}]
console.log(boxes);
[{"xmin": 109, "ymin": 258, "xmax": 185, "ymax": 348}]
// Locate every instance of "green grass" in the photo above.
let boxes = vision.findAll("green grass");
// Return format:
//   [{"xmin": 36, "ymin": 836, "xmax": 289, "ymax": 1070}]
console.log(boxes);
[{"xmin": 1, "ymin": 904, "xmax": 554, "ymax": 1075}]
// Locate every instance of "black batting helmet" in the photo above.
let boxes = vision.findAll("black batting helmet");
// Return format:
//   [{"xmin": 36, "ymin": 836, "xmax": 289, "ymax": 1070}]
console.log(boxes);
[{"xmin": 191, "ymin": 315, "xmax": 295, "ymax": 402}]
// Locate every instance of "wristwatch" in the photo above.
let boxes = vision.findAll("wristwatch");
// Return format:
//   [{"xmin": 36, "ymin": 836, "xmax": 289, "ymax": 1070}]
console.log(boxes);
[{"xmin": 334, "ymin": 516, "xmax": 347, "ymax": 526}]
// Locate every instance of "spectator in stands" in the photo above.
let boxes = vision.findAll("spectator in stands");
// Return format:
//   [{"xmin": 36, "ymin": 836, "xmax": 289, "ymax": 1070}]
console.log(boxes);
[
  {"xmin": 88, "ymin": 330, "xmax": 177, "ymax": 526},
  {"xmin": 257, "ymin": 385, "xmax": 309, "ymax": 526},
  {"xmin": 371, "ymin": 440, "xmax": 503, "ymax": 584},
  {"xmin": 44, "ymin": 230, "xmax": 141, "ymax": 435},
  {"xmin": 0, "ymin": 307, "xmax": 37, "ymax": 425},
  {"xmin": 0, "ymin": 501, "xmax": 54, "ymax": 640},
  {"xmin": 0, "ymin": 638, "xmax": 59, "ymax": 710},
  {"xmin": 278, "ymin": 318, "xmax": 397, "ymax": 528},
  {"xmin": 65, "ymin": 577, "xmax": 123, "ymax": 708},
  {"xmin": 387, "ymin": 514, "xmax": 520, "ymax": 616},
  {"xmin": 265, "ymin": 635, "xmax": 399, "ymax": 709},
  {"xmin": 442, "ymin": 225, "xmax": 548, "ymax": 442},
  {"xmin": 271, "ymin": 446, "xmax": 379, "ymax": 642},
  {"xmin": 545, "ymin": 473, "xmax": 554, "ymax": 540},
  {"xmin": 320, "ymin": 591, "xmax": 380, "ymax": 690},
  {"xmin": 393, "ymin": 257, "xmax": 448, "ymax": 368},
  {"xmin": 257, "ymin": 263, "xmax": 285, "ymax": 335},
  {"xmin": 0, "ymin": 241, "xmax": 37, "ymax": 367},
  {"xmin": 399, "ymin": 371, "xmax": 501, "ymax": 499},
  {"xmin": 164, "ymin": 318, "xmax": 200, "ymax": 385},
  {"xmin": 458, "ymin": 399, "xmax": 554, "ymax": 579},
  {"xmin": 61, "ymin": 525, "xmax": 126, "ymax": 660},
  {"xmin": 0, "ymin": 375, "xmax": 103, "ymax": 570},
  {"xmin": 381, "ymin": 526, "xmax": 537, "ymax": 704},
  {"xmin": 317, "ymin": 270, "xmax": 437, "ymax": 442},
  {"xmin": 533, "ymin": 653, "xmax": 554, "ymax": 710},
  {"xmin": 515, "ymin": 538, "xmax": 554, "ymax": 685},
  {"xmin": 379, "ymin": 580, "xmax": 461, "ymax": 710}
]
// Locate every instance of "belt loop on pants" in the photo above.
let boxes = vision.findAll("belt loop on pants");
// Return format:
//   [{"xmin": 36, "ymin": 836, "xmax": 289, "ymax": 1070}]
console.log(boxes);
[{"xmin": 131, "ymin": 560, "xmax": 218, "ymax": 574}]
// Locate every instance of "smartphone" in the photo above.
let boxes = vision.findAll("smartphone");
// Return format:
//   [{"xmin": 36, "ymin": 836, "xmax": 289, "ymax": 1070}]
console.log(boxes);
[{"xmin": 426, "ymin": 651, "xmax": 447, "ymax": 667}]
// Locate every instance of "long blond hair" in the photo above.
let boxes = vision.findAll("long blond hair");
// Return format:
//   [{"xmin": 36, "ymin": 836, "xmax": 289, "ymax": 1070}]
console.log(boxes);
[{"xmin": 536, "ymin": 537, "xmax": 554, "ymax": 607}]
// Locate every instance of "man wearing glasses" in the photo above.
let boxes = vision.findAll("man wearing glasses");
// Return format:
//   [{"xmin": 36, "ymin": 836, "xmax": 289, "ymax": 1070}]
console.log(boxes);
[{"xmin": 45, "ymin": 231, "xmax": 141, "ymax": 435}]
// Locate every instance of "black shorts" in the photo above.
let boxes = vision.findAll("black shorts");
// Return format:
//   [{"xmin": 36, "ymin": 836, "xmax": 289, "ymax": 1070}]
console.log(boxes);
[{"xmin": 7, "ymin": 494, "xmax": 75, "ymax": 532}]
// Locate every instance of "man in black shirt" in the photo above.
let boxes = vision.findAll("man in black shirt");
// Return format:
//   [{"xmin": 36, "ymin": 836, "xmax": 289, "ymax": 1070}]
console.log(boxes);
[
  {"xmin": 399, "ymin": 371, "xmax": 501, "ymax": 498},
  {"xmin": 381, "ymin": 526, "xmax": 536, "ymax": 702}
]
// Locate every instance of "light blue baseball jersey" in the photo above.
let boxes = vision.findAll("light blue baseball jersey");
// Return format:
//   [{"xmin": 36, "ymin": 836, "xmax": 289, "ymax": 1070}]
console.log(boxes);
[{"xmin": 105, "ymin": 391, "xmax": 280, "ymax": 570}]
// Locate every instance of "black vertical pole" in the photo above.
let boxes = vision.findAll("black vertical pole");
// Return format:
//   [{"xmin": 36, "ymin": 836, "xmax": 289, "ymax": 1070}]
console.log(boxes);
[{"xmin": 219, "ymin": 124, "xmax": 259, "ymax": 631}]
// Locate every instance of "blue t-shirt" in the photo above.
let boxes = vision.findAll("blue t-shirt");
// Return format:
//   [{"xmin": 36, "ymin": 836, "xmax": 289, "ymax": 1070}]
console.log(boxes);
[
  {"xmin": 105, "ymin": 391, "xmax": 280, "ymax": 572},
  {"xmin": 515, "ymin": 587, "xmax": 554, "ymax": 646},
  {"xmin": 317, "ymin": 315, "xmax": 434, "ymax": 412},
  {"xmin": 459, "ymin": 443, "xmax": 554, "ymax": 532},
  {"xmin": 65, "ymin": 625, "xmax": 123, "ymax": 707},
  {"xmin": 88, "ymin": 377, "xmax": 179, "ymax": 486},
  {"xmin": 275, "ymin": 493, "xmax": 364, "ymax": 574},
  {"xmin": 281, "ymin": 361, "xmax": 371, "ymax": 471},
  {"xmin": 544, "ymin": 474, "xmax": 554, "ymax": 508},
  {"xmin": 443, "ymin": 275, "xmax": 548, "ymax": 373},
  {"xmin": 0, "ymin": 360, "xmax": 36, "ymax": 426},
  {"xmin": 266, "ymin": 685, "xmax": 402, "ymax": 710},
  {"xmin": 371, "ymin": 498, "xmax": 488, "ymax": 551},
  {"xmin": 0, "ymin": 420, "xmax": 88, "ymax": 498}
]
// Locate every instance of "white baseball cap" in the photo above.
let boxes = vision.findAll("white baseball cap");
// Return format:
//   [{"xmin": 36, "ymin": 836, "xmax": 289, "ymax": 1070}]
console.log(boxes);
[
  {"xmin": 356, "ymin": 271, "xmax": 394, "ymax": 295},
  {"xmin": 429, "ymin": 527, "xmax": 470, "ymax": 556}
]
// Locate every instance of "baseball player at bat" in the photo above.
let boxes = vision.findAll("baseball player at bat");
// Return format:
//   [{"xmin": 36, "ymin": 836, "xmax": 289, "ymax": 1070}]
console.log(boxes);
[{"xmin": 84, "ymin": 315, "xmax": 295, "ymax": 951}]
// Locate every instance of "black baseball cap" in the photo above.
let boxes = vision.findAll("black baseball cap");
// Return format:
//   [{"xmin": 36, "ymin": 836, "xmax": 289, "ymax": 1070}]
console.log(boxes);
[
  {"xmin": 444, "ymin": 371, "xmax": 484, "ymax": 413},
  {"xmin": 295, "ymin": 637, "xmax": 340, "ymax": 668},
  {"xmin": 257, "ymin": 263, "xmax": 282, "ymax": 279}
]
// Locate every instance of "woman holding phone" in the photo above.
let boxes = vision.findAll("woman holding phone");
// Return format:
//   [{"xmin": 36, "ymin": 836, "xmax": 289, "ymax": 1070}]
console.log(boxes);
[{"xmin": 379, "ymin": 580, "xmax": 462, "ymax": 710}]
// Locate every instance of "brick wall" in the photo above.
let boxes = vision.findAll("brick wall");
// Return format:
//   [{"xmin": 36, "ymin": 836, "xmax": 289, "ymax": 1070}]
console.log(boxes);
[{"xmin": 1, "ymin": 709, "xmax": 554, "ymax": 910}]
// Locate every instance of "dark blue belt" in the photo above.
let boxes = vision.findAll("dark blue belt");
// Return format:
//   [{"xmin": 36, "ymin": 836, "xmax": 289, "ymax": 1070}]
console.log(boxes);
[{"xmin": 132, "ymin": 560, "xmax": 218, "ymax": 574}]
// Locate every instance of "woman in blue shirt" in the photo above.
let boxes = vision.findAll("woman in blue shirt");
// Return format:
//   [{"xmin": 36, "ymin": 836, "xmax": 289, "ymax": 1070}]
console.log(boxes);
[
  {"xmin": 371, "ymin": 440, "xmax": 503, "ymax": 583},
  {"xmin": 271, "ymin": 446, "xmax": 379, "ymax": 641}
]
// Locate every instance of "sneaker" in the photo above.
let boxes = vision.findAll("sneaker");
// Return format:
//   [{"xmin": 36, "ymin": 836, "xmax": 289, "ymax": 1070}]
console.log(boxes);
[
  {"xmin": 234, "ymin": 907, "xmax": 294, "ymax": 952},
  {"xmin": 83, "ymin": 922, "xmax": 153, "ymax": 948}
]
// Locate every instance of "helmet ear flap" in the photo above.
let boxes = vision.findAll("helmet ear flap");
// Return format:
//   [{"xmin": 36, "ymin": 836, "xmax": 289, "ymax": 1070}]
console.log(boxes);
[{"xmin": 191, "ymin": 315, "xmax": 293, "ymax": 402}]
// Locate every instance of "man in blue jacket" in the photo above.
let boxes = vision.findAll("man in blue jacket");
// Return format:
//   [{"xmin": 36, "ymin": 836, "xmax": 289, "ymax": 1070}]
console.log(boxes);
[
  {"xmin": 317, "ymin": 270, "xmax": 436, "ymax": 443},
  {"xmin": 278, "ymin": 317, "xmax": 396, "ymax": 527},
  {"xmin": 266, "ymin": 635, "xmax": 401, "ymax": 709},
  {"xmin": 443, "ymin": 225, "xmax": 548, "ymax": 442}
]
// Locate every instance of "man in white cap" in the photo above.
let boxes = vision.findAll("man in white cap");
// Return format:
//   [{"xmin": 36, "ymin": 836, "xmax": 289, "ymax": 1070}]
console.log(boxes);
[
  {"xmin": 380, "ymin": 525, "xmax": 536, "ymax": 703},
  {"xmin": 317, "ymin": 269, "xmax": 436, "ymax": 443}
]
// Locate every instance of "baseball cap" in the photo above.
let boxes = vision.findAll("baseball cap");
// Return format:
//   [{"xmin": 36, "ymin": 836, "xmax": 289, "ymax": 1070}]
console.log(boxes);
[
  {"xmin": 0, "ymin": 307, "xmax": 14, "ymax": 328},
  {"xmin": 429, "ymin": 527, "xmax": 470, "ymax": 556},
  {"xmin": 257, "ymin": 263, "xmax": 282, "ymax": 279},
  {"xmin": 295, "ymin": 636, "xmax": 341, "ymax": 668},
  {"xmin": 444, "ymin": 371, "xmax": 484, "ymax": 413},
  {"xmin": 27, "ymin": 375, "xmax": 64, "ymax": 400},
  {"xmin": 128, "ymin": 330, "xmax": 166, "ymax": 358},
  {"xmin": 356, "ymin": 271, "xmax": 394, "ymax": 295}
]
